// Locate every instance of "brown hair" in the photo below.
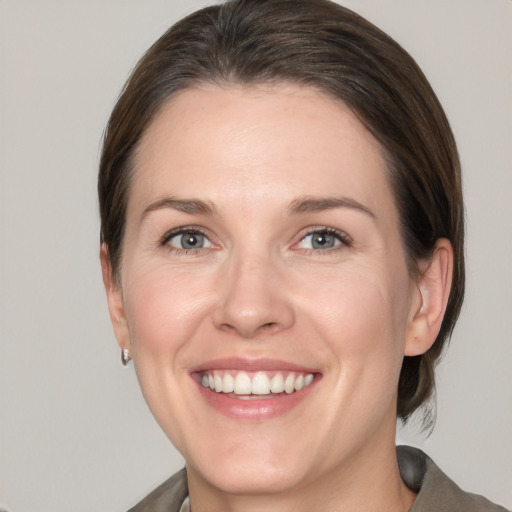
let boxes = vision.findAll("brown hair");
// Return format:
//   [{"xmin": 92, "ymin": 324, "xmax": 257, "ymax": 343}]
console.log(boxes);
[{"xmin": 98, "ymin": 0, "xmax": 464, "ymax": 423}]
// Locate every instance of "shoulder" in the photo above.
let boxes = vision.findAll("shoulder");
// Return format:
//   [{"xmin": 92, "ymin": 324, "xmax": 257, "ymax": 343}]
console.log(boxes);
[
  {"xmin": 397, "ymin": 446, "xmax": 510, "ymax": 512},
  {"xmin": 127, "ymin": 468, "xmax": 188, "ymax": 512}
]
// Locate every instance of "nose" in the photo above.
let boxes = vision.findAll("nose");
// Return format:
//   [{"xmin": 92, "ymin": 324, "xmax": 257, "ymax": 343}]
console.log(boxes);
[{"xmin": 212, "ymin": 251, "xmax": 295, "ymax": 339}]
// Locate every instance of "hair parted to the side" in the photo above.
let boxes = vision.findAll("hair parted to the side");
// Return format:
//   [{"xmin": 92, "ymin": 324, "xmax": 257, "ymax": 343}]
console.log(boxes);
[{"xmin": 98, "ymin": 0, "xmax": 464, "ymax": 424}]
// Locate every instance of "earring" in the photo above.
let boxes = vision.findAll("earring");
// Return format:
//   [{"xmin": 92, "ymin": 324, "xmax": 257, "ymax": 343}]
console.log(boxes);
[{"xmin": 121, "ymin": 348, "xmax": 132, "ymax": 366}]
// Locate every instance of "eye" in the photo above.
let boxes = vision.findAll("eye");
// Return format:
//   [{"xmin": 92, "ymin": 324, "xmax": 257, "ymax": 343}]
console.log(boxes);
[
  {"xmin": 164, "ymin": 230, "xmax": 213, "ymax": 251},
  {"xmin": 296, "ymin": 229, "xmax": 350, "ymax": 250}
]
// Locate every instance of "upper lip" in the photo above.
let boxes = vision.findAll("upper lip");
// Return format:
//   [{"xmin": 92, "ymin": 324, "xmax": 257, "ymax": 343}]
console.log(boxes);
[{"xmin": 189, "ymin": 357, "xmax": 320, "ymax": 374}]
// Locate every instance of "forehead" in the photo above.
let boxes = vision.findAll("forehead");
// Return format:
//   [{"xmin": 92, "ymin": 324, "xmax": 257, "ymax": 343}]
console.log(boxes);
[{"xmin": 130, "ymin": 82, "xmax": 396, "ymax": 220}]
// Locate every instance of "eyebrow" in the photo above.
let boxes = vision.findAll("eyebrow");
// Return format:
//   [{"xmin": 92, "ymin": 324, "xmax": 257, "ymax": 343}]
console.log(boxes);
[
  {"xmin": 287, "ymin": 196, "xmax": 375, "ymax": 218},
  {"xmin": 141, "ymin": 197, "xmax": 219, "ymax": 221},
  {"xmin": 140, "ymin": 195, "xmax": 375, "ymax": 221}
]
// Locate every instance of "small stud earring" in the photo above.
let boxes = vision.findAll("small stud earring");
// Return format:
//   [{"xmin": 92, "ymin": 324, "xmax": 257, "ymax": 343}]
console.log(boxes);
[{"xmin": 121, "ymin": 348, "xmax": 132, "ymax": 366}]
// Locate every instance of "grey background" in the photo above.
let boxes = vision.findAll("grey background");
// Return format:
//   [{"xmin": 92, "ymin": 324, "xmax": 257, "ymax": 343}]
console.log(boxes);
[{"xmin": 0, "ymin": 1, "xmax": 511, "ymax": 511}]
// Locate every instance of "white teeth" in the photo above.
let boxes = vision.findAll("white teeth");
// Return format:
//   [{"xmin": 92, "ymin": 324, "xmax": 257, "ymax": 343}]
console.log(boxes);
[
  {"xmin": 270, "ymin": 373, "xmax": 285, "ymax": 393},
  {"xmin": 234, "ymin": 372, "xmax": 252, "ymax": 395},
  {"xmin": 284, "ymin": 373, "xmax": 296, "ymax": 394},
  {"xmin": 222, "ymin": 373, "xmax": 234, "ymax": 393},
  {"xmin": 294, "ymin": 374, "xmax": 304, "ymax": 391},
  {"xmin": 214, "ymin": 373, "xmax": 223, "ymax": 392},
  {"xmin": 251, "ymin": 372, "xmax": 270, "ymax": 395},
  {"xmin": 201, "ymin": 370, "xmax": 315, "ymax": 395}
]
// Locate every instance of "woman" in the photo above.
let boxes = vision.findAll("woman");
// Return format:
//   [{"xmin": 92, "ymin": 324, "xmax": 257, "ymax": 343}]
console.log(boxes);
[{"xmin": 98, "ymin": 0, "xmax": 508, "ymax": 510}]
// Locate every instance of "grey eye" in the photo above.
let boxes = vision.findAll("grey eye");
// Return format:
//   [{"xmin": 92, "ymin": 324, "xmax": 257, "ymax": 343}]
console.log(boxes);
[
  {"xmin": 311, "ymin": 232, "xmax": 337, "ymax": 249},
  {"xmin": 297, "ymin": 231, "xmax": 343, "ymax": 250},
  {"xmin": 168, "ymin": 231, "xmax": 212, "ymax": 250}
]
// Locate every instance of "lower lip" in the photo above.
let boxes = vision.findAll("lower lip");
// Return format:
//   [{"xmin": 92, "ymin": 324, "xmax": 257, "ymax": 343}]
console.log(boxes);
[{"xmin": 196, "ymin": 378, "xmax": 318, "ymax": 420}]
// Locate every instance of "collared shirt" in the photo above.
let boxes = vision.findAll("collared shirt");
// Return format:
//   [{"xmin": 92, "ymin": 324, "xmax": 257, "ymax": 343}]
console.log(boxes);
[{"xmin": 178, "ymin": 496, "xmax": 190, "ymax": 512}]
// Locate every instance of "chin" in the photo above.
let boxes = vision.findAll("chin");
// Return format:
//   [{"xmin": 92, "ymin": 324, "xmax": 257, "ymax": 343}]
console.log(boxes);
[
  {"xmin": 189, "ymin": 452, "xmax": 311, "ymax": 495},
  {"xmin": 171, "ymin": 418, "xmax": 317, "ymax": 495}
]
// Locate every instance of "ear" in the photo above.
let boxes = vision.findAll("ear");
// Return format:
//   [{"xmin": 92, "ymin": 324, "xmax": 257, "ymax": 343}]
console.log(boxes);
[
  {"xmin": 100, "ymin": 244, "xmax": 131, "ymax": 354},
  {"xmin": 404, "ymin": 238, "xmax": 454, "ymax": 356}
]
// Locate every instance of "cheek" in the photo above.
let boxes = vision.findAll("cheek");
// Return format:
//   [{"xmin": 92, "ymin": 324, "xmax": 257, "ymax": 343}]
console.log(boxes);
[
  {"xmin": 122, "ymin": 266, "xmax": 215, "ymax": 357},
  {"xmin": 285, "ymin": 263, "xmax": 413, "ymax": 447},
  {"xmin": 295, "ymin": 263, "xmax": 411, "ymax": 366},
  {"xmin": 120, "ymin": 266, "xmax": 217, "ymax": 445}
]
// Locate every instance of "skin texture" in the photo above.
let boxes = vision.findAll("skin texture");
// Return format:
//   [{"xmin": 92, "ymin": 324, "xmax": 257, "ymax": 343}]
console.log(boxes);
[{"xmin": 101, "ymin": 83, "xmax": 453, "ymax": 512}]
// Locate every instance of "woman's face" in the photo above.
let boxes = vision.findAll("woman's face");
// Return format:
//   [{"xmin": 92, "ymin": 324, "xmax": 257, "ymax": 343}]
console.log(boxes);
[{"xmin": 109, "ymin": 84, "xmax": 424, "ymax": 495}]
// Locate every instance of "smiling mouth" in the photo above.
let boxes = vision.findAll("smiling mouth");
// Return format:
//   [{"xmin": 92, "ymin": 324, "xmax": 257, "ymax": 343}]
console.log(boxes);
[{"xmin": 199, "ymin": 370, "xmax": 315, "ymax": 397}]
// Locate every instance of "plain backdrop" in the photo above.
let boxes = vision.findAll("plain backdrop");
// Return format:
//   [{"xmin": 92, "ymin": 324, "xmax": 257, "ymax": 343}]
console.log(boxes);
[{"xmin": 0, "ymin": 1, "xmax": 511, "ymax": 511}]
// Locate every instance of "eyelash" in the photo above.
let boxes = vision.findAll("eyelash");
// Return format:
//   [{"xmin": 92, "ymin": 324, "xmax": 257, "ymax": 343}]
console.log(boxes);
[
  {"xmin": 160, "ymin": 227, "xmax": 213, "ymax": 255},
  {"xmin": 295, "ymin": 227, "xmax": 352, "ymax": 252},
  {"xmin": 159, "ymin": 226, "xmax": 352, "ymax": 254}
]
